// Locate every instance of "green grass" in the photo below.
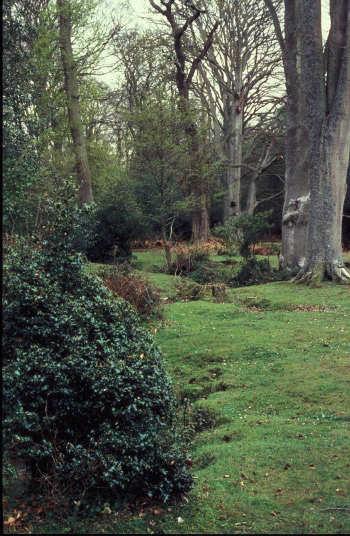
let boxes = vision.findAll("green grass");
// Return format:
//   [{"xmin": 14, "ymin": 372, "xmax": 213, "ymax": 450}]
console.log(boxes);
[{"xmin": 10, "ymin": 249, "xmax": 350, "ymax": 534}]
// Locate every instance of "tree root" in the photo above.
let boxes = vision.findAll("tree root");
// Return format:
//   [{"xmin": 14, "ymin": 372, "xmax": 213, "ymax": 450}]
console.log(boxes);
[
  {"xmin": 330, "ymin": 264, "xmax": 350, "ymax": 283},
  {"xmin": 292, "ymin": 260, "xmax": 350, "ymax": 285}
]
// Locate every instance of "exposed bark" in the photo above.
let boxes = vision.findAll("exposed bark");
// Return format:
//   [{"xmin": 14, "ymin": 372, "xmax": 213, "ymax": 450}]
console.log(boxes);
[
  {"xmin": 58, "ymin": 0, "xmax": 93, "ymax": 205},
  {"xmin": 278, "ymin": 0, "xmax": 311, "ymax": 270},
  {"xmin": 223, "ymin": 93, "xmax": 243, "ymax": 219},
  {"xmin": 295, "ymin": 1, "xmax": 350, "ymax": 283},
  {"xmin": 266, "ymin": 0, "xmax": 350, "ymax": 280}
]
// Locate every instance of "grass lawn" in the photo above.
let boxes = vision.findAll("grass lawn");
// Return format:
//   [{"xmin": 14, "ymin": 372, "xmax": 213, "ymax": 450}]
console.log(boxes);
[{"xmin": 9, "ymin": 250, "xmax": 350, "ymax": 534}]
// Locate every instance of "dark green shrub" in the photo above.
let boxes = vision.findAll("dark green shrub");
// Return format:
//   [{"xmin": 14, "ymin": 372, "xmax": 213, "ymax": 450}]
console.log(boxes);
[
  {"xmin": 189, "ymin": 261, "xmax": 233, "ymax": 285},
  {"xmin": 3, "ymin": 210, "xmax": 192, "ymax": 506},
  {"xmin": 87, "ymin": 187, "xmax": 147, "ymax": 262},
  {"xmin": 175, "ymin": 278, "xmax": 205, "ymax": 301},
  {"xmin": 214, "ymin": 212, "xmax": 272, "ymax": 259},
  {"xmin": 4, "ymin": 345, "xmax": 191, "ymax": 505},
  {"xmin": 232, "ymin": 257, "xmax": 273, "ymax": 286}
]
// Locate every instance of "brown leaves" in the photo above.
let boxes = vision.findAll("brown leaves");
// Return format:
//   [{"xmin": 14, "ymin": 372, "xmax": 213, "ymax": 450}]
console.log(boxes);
[{"xmin": 4, "ymin": 510, "xmax": 24, "ymax": 528}]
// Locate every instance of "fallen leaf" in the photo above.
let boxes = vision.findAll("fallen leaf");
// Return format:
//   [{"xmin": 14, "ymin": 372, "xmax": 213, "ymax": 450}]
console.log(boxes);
[
  {"xmin": 4, "ymin": 516, "xmax": 17, "ymax": 526},
  {"xmin": 177, "ymin": 516, "xmax": 184, "ymax": 524},
  {"xmin": 152, "ymin": 508, "xmax": 161, "ymax": 516}
]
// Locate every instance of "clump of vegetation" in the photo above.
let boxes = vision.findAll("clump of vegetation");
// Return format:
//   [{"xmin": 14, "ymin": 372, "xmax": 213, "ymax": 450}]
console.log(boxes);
[
  {"xmin": 166, "ymin": 244, "xmax": 211, "ymax": 275},
  {"xmin": 214, "ymin": 212, "xmax": 272, "ymax": 259},
  {"xmin": 214, "ymin": 212, "xmax": 285, "ymax": 286},
  {"xmin": 233, "ymin": 257, "xmax": 273, "ymax": 286},
  {"xmin": 190, "ymin": 407, "xmax": 221, "ymax": 433},
  {"xmin": 175, "ymin": 278, "xmax": 205, "ymax": 301},
  {"xmin": 86, "ymin": 184, "xmax": 147, "ymax": 263},
  {"xmin": 236, "ymin": 295, "xmax": 272, "ymax": 310},
  {"xmin": 240, "ymin": 346, "xmax": 283, "ymax": 361},
  {"xmin": 3, "ymin": 202, "xmax": 192, "ymax": 508},
  {"xmin": 189, "ymin": 261, "xmax": 234, "ymax": 285},
  {"xmin": 101, "ymin": 266, "xmax": 162, "ymax": 319}
]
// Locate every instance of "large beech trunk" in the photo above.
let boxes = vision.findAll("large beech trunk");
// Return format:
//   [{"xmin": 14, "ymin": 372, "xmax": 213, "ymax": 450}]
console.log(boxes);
[
  {"xmin": 280, "ymin": 0, "xmax": 310, "ymax": 271},
  {"xmin": 293, "ymin": 0, "xmax": 350, "ymax": 283},
  {"xmin": 266, "ymin": 0, "xmax": 350, "ymax": 280},
  {"xmin": 302, "ymin": 127, "xmax": 350, "ymax": 282},
  {"xmin": 58, "ymin": 0, "xmax": 93, "ymax": 205}
]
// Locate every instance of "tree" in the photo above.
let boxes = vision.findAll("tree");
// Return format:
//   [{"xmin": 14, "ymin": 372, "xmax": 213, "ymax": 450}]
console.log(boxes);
[
  {"xmin": 149, "ymin": 0, "xmax": 218, "ymax": 242},
  {"xmin": 192, "ymin": 0, "xmax": 283, "ymax": 221},
  {"xmin": 131, "ymin": 95, "xmax": 190, "ymax": 268},
  {"xmin": 266, "ymin": 0, "xmax": 350, "ymax": 281},
  {"xmin": 58, "ymin": 0, "xmax": 94, "ymax": 205}
]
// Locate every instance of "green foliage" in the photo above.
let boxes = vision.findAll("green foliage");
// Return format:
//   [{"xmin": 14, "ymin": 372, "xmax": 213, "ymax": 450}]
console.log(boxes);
[
  {"xmin": 130, "ymin": 95, "xmax": 189, "ymax": 239},
  {"xmin": 3, "ymin": 211, "xmax": 192, "ymax": 506},
  {"xmin": 189, "ymin": 261, "xmax": 233, "ymax": 285},
  {"xmin": 87, "ymin": 182, "xmax": 147, "ymax": 262},
  {"xmin": 175, "ymin": 278, "xmax": 205, "ymax": 301},
  {"xmin": 214, "ymin": 212, "xmax": 272, "ymax": 259},
  {"xmin": 232, "ymin": 257, "xmax": 273, "ymax": 286}
]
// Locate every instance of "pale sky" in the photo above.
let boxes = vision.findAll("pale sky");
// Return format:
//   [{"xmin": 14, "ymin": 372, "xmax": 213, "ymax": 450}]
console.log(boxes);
[{"xmin": 97, "ymin": 0, "xmax": 331, "ymax": 88}]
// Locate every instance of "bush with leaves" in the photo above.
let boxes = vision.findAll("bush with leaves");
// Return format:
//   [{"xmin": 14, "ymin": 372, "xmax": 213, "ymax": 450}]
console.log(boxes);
[
  {"xmin": 189, "ymin": 261, "xmax": 234, "ymax": 285},
  {"xmin": 214, "ymin": 212, "xmax": 272, "ymax": 259},
  {"xmin": 87, "ymin": 183, "xmax": 147, "ymax": 262},
  {"xmin": 232, "ymin": 257, "xmax": 273, "ymax": 286},
  {"xmin": 166, "ymin": 244, "xmax": 211, "ymax": 275},
  {"xmin": 175, "ymin": 278, "xmax": 205, "ymax": 301},
  {"xmin": 3, "ymin": 202, "xmax": 192, "ymax": 507}
]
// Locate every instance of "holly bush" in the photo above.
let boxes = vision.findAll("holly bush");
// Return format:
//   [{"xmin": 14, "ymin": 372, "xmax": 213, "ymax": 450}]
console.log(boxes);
[{"xmin": 3, "ymin": 203, "xmax": 192, "ymax": 507}]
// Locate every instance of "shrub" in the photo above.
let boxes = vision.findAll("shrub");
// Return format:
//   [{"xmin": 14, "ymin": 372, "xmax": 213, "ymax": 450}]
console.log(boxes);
[
  {"xmin": 232, "ymin": 257, "xmax": 273, "ymax": 286},
  {"xmin": 166, "ymin": 244, "xmax": 211, "ymax": 275},
  {"xmin": 214, "ymin": 212, "xmax": 272, "ymax": 259},
  {"xmin": 190, "ymin": 407, "xmax": 220, "ymax": 433},
  {"xmin": 3, "ymin": 209, "xmax": 192, "ymax": 507},
  {"xmin": 101, "ymin": 267, "xmax": 162, "ymax": 319},
  {"xmin": 189, "ymin": 261, "xmax": 233, "ymax": 285},
  {"xmin": 86, "ymin": 186, "xmax": 147, "ymax": 262},
  {"xmin": 175, "ymin": 278, "xmax": 205, "ymax": 301}
]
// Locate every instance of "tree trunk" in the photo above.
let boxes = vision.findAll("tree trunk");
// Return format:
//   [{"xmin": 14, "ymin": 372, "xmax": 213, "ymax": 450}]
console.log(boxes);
[
  {"xmin": 58, "ymin": 0, "xmax": 93, "ymax": 205},
  {"xmin": 223, "ymin": 94, "xmax": 242, "ymax": 220},
  {"xmin": 294, "ymin": 0, "xmax": 350, "ymax": 283},
  {"xmin": 300, "ymin": 130, "xmax": 350, "ymax": 282},
  {"xmin": 246, "ymin": 173, "xmax": 257, "ymax": 215},
  {"xmin": 192, "ymin": 192, "xmax": 209, "ymax": 243},
  {"xmin": 280, "ymin": 0, "xmax": 310, "ymax": 271}
]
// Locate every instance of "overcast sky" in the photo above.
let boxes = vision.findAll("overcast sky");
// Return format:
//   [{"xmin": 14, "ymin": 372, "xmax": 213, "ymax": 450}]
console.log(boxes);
[{"xmin": 97, "ymin": 0, "xmax": 331, "ymax": 88}]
